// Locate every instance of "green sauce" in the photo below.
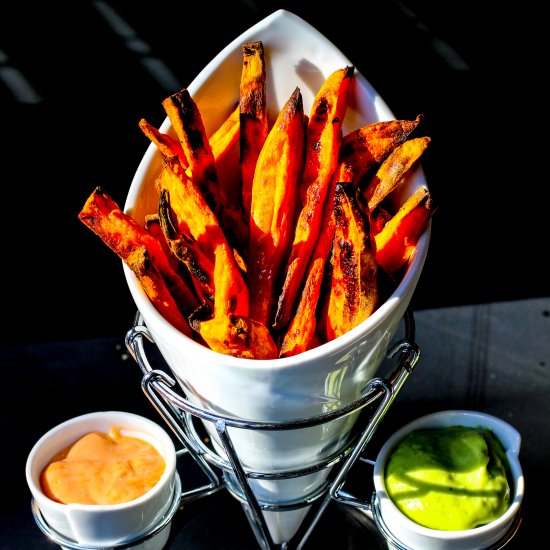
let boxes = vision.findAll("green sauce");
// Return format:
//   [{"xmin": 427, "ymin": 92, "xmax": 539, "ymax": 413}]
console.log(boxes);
[{"xmin": 384, "ymin": 425, "xmax": 511, "ymax": 531}]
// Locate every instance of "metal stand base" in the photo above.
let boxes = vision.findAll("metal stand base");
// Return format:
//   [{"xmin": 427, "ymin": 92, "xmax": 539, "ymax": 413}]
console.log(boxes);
[
  {"xmin": 31, "ymin": 473, "xmax": 182, "ymax": 550},
  {"xmin": 124, "ymin": 310, "xmax": 420, "ymax": 550}
]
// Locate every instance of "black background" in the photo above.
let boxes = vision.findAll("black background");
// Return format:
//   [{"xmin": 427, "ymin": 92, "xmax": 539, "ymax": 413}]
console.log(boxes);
[{"xmin": 1, "ymin": 0, "xmax": 545, "ymax": 346}]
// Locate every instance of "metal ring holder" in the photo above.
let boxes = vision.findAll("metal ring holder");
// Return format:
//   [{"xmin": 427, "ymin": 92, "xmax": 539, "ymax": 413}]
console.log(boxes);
[
  {"xmin": 124, "ymin": 309, "xmax": 421, "ymax": 550},
  {"xmin": 31, "ymin": 472, "xmax": 183, "ymax": 550},
  {"xmin": 368, "ymin": 491, "xmax": 523, "ymax": 550}
]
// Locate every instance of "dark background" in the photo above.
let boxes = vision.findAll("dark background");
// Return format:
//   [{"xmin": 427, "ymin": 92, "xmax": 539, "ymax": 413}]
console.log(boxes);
[
  {"xmin": 1, "ymin": 2, "xmax": 545, "ymax": 549},
  {"xmin": 1, "ymin": 0, "xmax": 545, "ymax": 346}
]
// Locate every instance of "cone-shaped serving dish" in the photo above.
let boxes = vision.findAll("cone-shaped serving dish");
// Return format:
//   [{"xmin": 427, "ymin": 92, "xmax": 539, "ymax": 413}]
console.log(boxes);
[{"xmin": 123, "ymin": 9, "xmax": 431, "ymax": 548}]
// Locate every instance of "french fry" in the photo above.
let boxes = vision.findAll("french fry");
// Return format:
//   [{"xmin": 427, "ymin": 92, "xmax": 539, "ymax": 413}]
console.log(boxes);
[
  {"xmin": 140, "ymin": 103, "xmax": 248, "ymax": 260},
  {"xmin": 155, "ymin": 156, "xmax": 238, "ymax": 305},
  {"xmin": 370, "ymin": 206, "xmax": 392, "ymax": 235},
  {"xmin": 209, "ymin": 104, "xmax": 246, "ymax": 248},
  {"xmin": 162, "ymin": 89, "xmax": 221, "ymax": 217},
  {"xmin": 375, "ymin": 185, "xmax": 434, "ymax": 274},
  {"xmin": 210, "ymin": 104, "xmax": 249, "ymax": 256},
  {"xmin": 144, "ymin": 213, "xmax": 190, "ymax": 277},
  {"xmin": 361, "ymin": 136, "xmax": 431, "ymax": 212},
  {"xmin": 319, "ymin": 179, "xmax": 378, "ymax": 342},
  {"xmin": 209, "ymin": 103, "xmax": 240, "ymax": 163},
  {"xmin": 154, "ymin": 157, "xmax": 219, "ymax": 257},
  {"xmin": 138, "ymin": 118, "xmax": 187, "ymax": 164},
  {"xmin": 196, "ymin": 313, "xmax": 278, "ymax": 359},
  {"xmin": 279, "ymin": 163, "xmax": 352, "ymax": 357},
  {"xmin": 78, "ymin": 187, "xmax": 196, "ymax": 337},
  {"xmin": 154, "ymin": 157, "xmax": 267, "ymax": 356},
  {"xmin": 248, "ymin": 87, "xmax": 306, "ymax": 328},
  {"xmin": 339, "ymin": 115, "xmax": 423, "ymax": 187},
  {"xmin": 158, "ymin": 186, "xmax": 216, "ymax": 305},
  {"xmin": 139, "ymin": 104, "xmax": 240, "ymax": 169},
  {"xmin": 212, "ymin": 105, "xmax": 247, "ymax": 251},
  {"xmin": 125, "ymin": 247, "xmax": 195, "ymax": 338},
  {"xmin": 274, "ymin": 66, "xmax": 355, "ymax": 330},
  {"xmin": 140, "ymin": 107, "xmax": 248, "ymax": 261},
  {"xmin": 240, "ymin": 41, "xmax": 268, "ymax": 219},
  {"xmin": 194, "ymin": 247, "xmax": 277, "ymax": 359},
  {"xmin": 239, "ymin": 317, "xmax": 279, "ymax": 359}
]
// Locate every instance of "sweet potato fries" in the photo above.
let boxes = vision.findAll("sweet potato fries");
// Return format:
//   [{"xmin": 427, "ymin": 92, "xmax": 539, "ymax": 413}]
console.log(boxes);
[{"xmin": 79, "ymin": 40, "xmax": 435, "ymax": 359}]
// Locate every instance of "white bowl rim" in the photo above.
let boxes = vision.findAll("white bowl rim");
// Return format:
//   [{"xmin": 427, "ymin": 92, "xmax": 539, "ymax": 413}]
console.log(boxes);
[
  {"xmin": 26, "ymin": 410, "xmax": 176, "ymax": 512},
  {"xmin": 373, "ymin": 409, "xmax": 524, "ymax": 540}
]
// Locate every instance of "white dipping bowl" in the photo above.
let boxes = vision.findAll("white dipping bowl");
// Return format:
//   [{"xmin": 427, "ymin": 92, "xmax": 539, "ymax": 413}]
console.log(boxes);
[
  {"xmin": 26, "ymin": 411, "xmax": 178, "ymax": 549},
  {"xmin": 373, "ymin": 410, "xmax": 524, "ymax": 550},
  {"xmin": 122, "ymin": 9, "xmax": 431, "ymax": 545}
]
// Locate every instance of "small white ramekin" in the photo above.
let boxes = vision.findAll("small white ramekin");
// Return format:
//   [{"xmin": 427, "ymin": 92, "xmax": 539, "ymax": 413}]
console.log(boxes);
[
  {"xmin": 372, "ymin": 410, "xmax": 524, "ymax": 550},
  {"xmin": 26, "ymin": 410, "xmax": 178, "ymax": 549}
]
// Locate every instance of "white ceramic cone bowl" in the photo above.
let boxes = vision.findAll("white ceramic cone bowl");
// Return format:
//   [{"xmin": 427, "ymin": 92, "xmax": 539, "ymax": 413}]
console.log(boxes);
[
  {"xmin": 123, "ymin": 9, "xmax": 431, "ymax": 545},
  {"xmin": 25, "ymin": 411, "xmax": 177, "ymax": 549}
]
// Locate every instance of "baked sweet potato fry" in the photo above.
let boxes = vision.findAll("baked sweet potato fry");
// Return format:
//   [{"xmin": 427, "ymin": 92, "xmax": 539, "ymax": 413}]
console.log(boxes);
[
  {"xmin": 209, "ymin": 103, "xmax": 240, "ymax": 163},
  {"xmin": 139, "ymin": 104, "xmax": 240, "ymax": 169},
  {"xmin": 320, "ymin": 181, "xmax": 378, "ymax": 342},
  {"xmin": 155, "ymin": 156, "xmax": 233, "ymax": 304},
  {"xmin": 138, "ymin": 118, "xmax": 187, "ymax": 165},
  {"xmin": 125, "ymin": 246, "xmax": 194, "ymax": 338},
  {"xmin": 362, "ymin": 136, "xmax": 431, "ymax": 212},
  {"xmin": 154, "ymin": 157, "xmax": 272, "ymax": 356},
  {"xmin": 240, "ymin": 41, "xmax": 268, "ymax": 219},
  {"xmin": 279, "ymin": 163, "xmax": 352, "ymax": 357},
  {"xmin": 209, "ymin": 103, "xmax": 247, "ymax": 253},
  {"xmin": 370, "ymin": 206, "xmax": 393, "ymax": 235},
  {"xmin": 140, "ymin": 105, "xmax": 248, "ymax": 259},
  {"xmin": 375, "ymin": 185, "xmax": 434, "ymax": 274},
  {"xmin": 195, "ymin": 254, "xmax": 277, "ymax": 359},
  {"xmin": 78, "ymin": 187, "xmax": 196, "ymax": 337},
  {"xmin": 274, "ymin": 66, "xmax": 354, "ymax": 329},
  {"xmin": 248, "ymin": 87, "xmax": 306, "ymax": 328},
  {"xmin": 158, "ymin": 187, "xmax": 216, "ymax": 305},
  {"xmin": 339, "ymin": 115, "xmax": 423, "ymax": 187},
  {"xmin": 162, "ymin": 89, "xmax": 220, "ymax": 216},
  {"xmin": 144, "ymin": 213, "xmax": 188, "ymax": 275},
  {"xmin": 213, "ymin": 104, "xmax": 249, "ymax": 262},
  {"xmin": 155, "ymin": 157, "xmax": 218, "ymax": 249}
]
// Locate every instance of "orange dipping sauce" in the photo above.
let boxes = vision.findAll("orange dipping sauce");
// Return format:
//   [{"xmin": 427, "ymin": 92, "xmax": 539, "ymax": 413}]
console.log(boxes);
[{"xmin": 40, "ymin": 426, "xmax": 166, "ymax": 505}]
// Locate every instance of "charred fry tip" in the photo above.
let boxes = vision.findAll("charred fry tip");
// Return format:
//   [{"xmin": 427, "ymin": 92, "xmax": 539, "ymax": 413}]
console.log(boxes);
[
  {"xmin": 164, "ymin": 88, "xmax": 194, "ymax": 119},
  {"xmin": 158, "ymin": 189, "xmax": 179, "ymax": 240},
  {"xmin": 242, "ymin": 40, "xmax": 264, "ymax": 54},
  {"xmin": 344, "ymin": 65, "xmax": 355, "ymax": 78}
]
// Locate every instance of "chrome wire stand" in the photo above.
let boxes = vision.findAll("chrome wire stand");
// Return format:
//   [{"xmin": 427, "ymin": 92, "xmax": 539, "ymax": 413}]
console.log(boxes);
[
  {"xmin": 31, "ymin": 472, "xmax": 183, "ymax": 550},
  {"xmin": 125, "ymin": 309, "xmax": 420, "ymax": 550}
]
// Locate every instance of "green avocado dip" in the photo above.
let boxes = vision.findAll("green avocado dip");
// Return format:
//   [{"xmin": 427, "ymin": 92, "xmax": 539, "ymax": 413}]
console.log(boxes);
[{"xmin": 384, "ymin": 425, "xmax": 511, "ymax": 531}]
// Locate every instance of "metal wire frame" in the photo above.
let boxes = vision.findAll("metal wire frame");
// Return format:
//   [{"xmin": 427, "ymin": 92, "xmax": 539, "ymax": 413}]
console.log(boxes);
[{"xmin": 123, "ymin": 309, "xmax": 420, "ymax": 550}]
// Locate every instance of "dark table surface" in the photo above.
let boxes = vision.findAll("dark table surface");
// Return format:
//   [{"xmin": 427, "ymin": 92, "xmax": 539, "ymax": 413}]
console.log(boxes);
[{"xmin": 1, "ymin": 1, "xmax": 547, "ymax": 549}]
